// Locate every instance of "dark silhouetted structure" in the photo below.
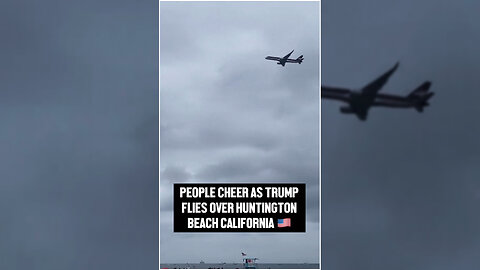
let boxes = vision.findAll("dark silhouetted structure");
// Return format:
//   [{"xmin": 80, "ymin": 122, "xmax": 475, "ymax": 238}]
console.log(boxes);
[
  {"xmin": 265, "ymin": 50, "xmax": 304, "ymax": 66},
  {"xmin": 322, "ymin": 62, "xmax": 434, "ymax": 120}
]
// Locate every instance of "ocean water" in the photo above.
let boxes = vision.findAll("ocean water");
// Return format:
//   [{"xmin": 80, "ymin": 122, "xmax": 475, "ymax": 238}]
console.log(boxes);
[{"xmin": 160, "ymin": 263, "xmax": 319, "ymax": 269}]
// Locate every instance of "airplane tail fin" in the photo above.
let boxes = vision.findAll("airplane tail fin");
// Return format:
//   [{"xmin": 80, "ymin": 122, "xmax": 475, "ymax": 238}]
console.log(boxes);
[
  {"xmin": 407, "ymin": 81, "xmax": 434, "ymax": 112},
  {"xmin": 296, "ymin": 55, "xmax": 304, "ymax": 64},
  {"xmin": 413, "ymin": 92, "xmax": 435, "ymax": 112}
]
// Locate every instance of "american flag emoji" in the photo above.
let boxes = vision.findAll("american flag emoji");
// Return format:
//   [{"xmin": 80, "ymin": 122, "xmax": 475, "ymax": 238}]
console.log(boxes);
[{"xmin": 278, "ymin": 218, "xmax": 291, "ymax": 228}]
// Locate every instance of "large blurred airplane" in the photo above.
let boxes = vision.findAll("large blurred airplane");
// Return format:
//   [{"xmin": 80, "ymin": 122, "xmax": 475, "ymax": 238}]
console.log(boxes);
[
  {"xmin": 265, "ymin": 50, "xmax": 304, "ymax": 66},
  {"xmin": 322, "ymin": 62, "xmax": 434, "ymax": 120}
]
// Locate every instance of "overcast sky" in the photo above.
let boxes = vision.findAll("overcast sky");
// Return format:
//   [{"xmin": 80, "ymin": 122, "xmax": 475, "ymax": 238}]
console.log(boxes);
[
  {"xmin": 160, "ymin": 2, "xmax": 319, "ymax": 264},
  {"xmin": 0, "ymin": 1, "xmax": 157, "ymax": 269},
  {"xmin": 323, "ymin": 0, "xmax": 480, "ymax": 269}
]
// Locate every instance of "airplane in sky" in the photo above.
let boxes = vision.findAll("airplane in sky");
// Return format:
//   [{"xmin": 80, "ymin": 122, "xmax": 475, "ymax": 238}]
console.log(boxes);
[
  {"xmin": 321, "ymin": 62, "xmax": 434, "ymax": 120},
  {"xmin": 265, "ymin": 50, "xmax": 304, "ymax": 66}
]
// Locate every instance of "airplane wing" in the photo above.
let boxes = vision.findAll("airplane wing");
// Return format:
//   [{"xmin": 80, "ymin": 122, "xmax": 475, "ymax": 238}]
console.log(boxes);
[
  {"xmin": 265, "ymin": 56, "xmax": 281, "ymax": 61},
  {"xmin": 361, "ymin": 62, "xmax": 399, "ymax": 96},
  {"xmin": 283, "ymin": 50, "xmax": 294, "ymax": 59},
  {"xmin": 321, "ymin": 86, "xmax": 351, "ymax": 102}
]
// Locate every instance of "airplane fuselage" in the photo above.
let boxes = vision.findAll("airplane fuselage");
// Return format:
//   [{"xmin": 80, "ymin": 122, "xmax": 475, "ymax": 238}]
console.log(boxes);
[{"xmin": 342, "ymin": 91, "xmax": 421, "ymax": 119}]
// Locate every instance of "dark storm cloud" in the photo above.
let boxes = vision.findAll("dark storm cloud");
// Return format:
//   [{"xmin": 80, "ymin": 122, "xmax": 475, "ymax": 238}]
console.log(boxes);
[
  {"xmin": 323, "ymin": 0, "xmax": 480, "ymax": 269},
  {"xmin": 0, "ymin": 0, "xmax": 157, "ymax": 269},
  {"xmin": 160, "ymin": 1, "xmax": 319, "ymax": 264}
]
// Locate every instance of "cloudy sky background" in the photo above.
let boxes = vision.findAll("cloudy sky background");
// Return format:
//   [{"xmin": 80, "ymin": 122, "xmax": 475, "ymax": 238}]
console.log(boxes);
[
  {"xmin": 0, "ymin": 1, "xmax": 158, "ymax": 269},
  {"xmin": 323, "ymin": 0, "xmax": 480, "ymax": 269},
  {"xmin": 160, "ymin": 2, "xmax": 319, "ymax": 264}
]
